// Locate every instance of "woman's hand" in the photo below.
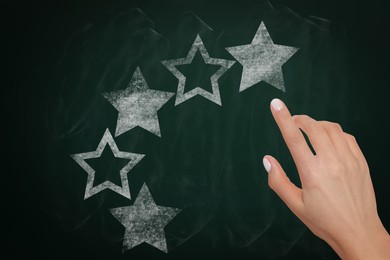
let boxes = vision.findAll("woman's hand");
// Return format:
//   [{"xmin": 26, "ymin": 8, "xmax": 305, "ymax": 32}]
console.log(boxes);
[{"xmin": 263, "ymin": 98, "xmax": 390, "ymax": 259}]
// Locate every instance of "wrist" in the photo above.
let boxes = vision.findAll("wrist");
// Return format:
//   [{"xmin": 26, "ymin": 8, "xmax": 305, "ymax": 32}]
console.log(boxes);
[{"xmin": 331, "ymin": 224, "xmax": 390, "ymax": 260}]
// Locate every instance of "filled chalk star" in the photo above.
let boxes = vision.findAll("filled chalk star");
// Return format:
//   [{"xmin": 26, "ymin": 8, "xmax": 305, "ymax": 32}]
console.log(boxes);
[
  {"xmin": 102, "ymin": 67, "xmax": 175, "ymax": 137},
  {"xmin": 110, "ymin": 183, "xmax": 181, "ymax": 253},
  {"xmin": 226, "ymin": 22, "xmax": 298, "ymax": 92}
]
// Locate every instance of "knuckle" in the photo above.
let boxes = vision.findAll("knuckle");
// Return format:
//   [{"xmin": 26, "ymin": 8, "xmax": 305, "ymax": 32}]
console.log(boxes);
[
  {"xmin": 294, "ymin": 114, "xmax": 315, "ymax": 129},
  {"xmin": 297, "ymin": 114, "xmax": 310, "ymax": 121},
  {"xmin": 325, "ymin": 121, "xmax": 343, "ymax": 132},
  {"xmin": 345, "ymin": 133, "xmax": 356, "ymax": 142},
  {"xmin": 292, "ymin": 115, "xmax": 302, "ymax": 125},
  {"xmin": 333, "ymin": 123, "xmax": 342, "ymax": 131},
  {"xmin": 291, "ymin": 114, "xmax": 299, "ymax": 121},
  {"xmin": 309, "ymin": 121, "xmax": 323, "ymax": 132}
]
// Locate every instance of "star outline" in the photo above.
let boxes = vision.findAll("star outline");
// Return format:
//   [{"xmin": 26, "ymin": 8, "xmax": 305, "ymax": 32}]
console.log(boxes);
[
  {"xmin": 70, "ymin": 128, "xmax": 145, "ymax": 200},
  {"xmin": 161, "ymin": 34, "xmax": 235, "ymax": 106}
]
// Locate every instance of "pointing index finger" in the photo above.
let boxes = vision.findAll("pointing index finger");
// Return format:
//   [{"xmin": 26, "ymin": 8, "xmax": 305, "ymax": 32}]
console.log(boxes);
[{"xmin": 270, "ymin": 99, "xmax": 314, "ymax": 170}]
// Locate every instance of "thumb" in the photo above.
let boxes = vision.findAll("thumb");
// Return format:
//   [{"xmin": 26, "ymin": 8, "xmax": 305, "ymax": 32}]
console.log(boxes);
[{"xmin": 263, "ymin": 155, "xmax": 305, "ymax": 216}]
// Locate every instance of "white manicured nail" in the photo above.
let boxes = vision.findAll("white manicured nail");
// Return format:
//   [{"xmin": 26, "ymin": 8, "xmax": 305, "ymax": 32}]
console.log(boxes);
[
  {"xmin": 271, "ymin": 98, "xmax": 283, "ymax": 111},
  {"xmin": 263, "ymin": 157, "xmax": 271, "ymax": 173}
]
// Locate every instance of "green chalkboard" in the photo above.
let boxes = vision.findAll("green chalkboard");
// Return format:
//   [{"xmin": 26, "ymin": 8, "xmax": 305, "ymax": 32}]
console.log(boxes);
[{"xmin": 7, "ymin": 0, "xmax": 390, "ymax": 259}]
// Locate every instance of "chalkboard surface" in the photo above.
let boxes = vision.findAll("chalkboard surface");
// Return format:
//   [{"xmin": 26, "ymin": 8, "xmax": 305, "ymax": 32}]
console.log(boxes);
[{"xmin": 6, "ymin": 0, "xmax": 390, "ymax": 259}]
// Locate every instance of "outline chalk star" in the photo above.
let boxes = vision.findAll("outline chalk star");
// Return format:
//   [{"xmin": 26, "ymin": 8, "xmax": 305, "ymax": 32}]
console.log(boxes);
[
  {"xmin": 102, "ymin": 67, "xmax": 175, "ymax": 137},
  {"xmin": 161, "ymin": 34, "xmax": 235, "ymax": 106},
  {"xmin": 70, "ymin": 128, "xmax": 145, "ymax": 200},
  {"xmin": 110, "ymin": 183, "xmax": 181, "ymax": 253},
  {"xmin": 226, "ymin": 22, "xmax": 298, "ymax": 92}
]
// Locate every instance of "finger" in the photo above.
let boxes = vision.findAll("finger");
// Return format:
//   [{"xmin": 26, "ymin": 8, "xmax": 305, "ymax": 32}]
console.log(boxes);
[
  {"xmin": 270, "ymin": 99, "xmax": 314, "ymax": 170},
  {"xmin": 263, "ymin": 155, "xmax": 305, "ymax": 217},
  {"xmin": 293, "ymin": 115, "xmax": 336, "ymax": 156},
  {"xmin": 321, "ymin": 121, "xmax": 352, "ymax": 158},
  {"xmin": 344, "ymin": 133, "xmax": 369, "ymax": 171}
]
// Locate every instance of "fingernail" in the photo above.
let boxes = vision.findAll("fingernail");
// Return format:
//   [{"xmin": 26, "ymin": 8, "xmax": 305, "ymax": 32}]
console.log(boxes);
[
  {"xmin": 263, "ymin": 157, "xmax": 272, "ymax": 173},
  {"xmin": 271, "ymin": 98, "xmax": 283, "ymax": 111}
]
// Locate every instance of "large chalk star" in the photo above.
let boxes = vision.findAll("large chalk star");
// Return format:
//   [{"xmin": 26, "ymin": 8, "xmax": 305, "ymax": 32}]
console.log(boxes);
[
  {"xmin": 110, "ymin": 183, "xmax": 181, "ymax": 253},
  {"xmin": 102, "ymin": 67, "xmax": 175, "ymax": 137},
  {"xmin": 70, "ymin": 129, "xmax": 145, "ymax": 200},
  {"xmin": 226, "ymin": 22, "xmax": 298, "ymax": 92},
  {"xmin": 161, "ymin": 34, "xmax": 235, "ymax": 106}
]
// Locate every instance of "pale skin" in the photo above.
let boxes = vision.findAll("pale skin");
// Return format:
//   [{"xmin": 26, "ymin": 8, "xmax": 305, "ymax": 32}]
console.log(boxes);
[{"xmin": 263, "ymin": 98, "xmax": 390, "ymax": 260}]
